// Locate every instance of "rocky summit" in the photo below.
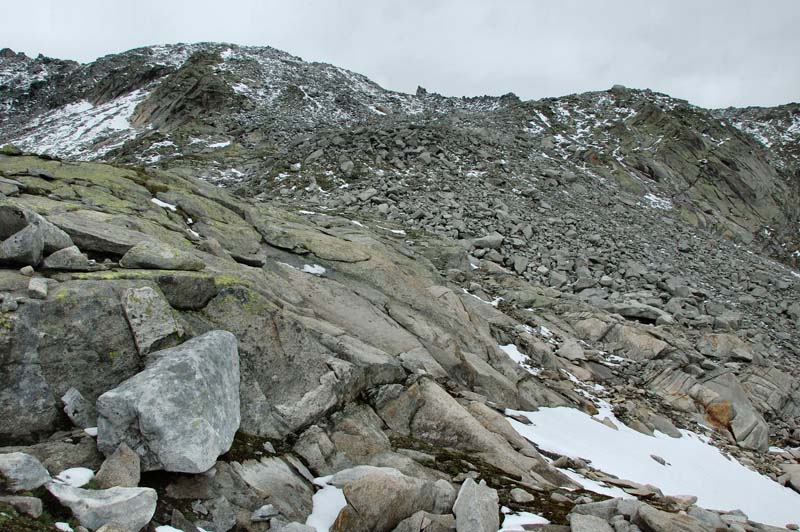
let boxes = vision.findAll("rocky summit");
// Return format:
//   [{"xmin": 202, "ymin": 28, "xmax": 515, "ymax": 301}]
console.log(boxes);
[{"xmin": 0, "ymin": 42, "xmax": 799, "ymax": 532}]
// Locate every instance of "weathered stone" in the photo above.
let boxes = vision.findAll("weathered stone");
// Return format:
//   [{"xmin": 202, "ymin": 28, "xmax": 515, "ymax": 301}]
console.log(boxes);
[
  {"xmin": 0, "ymin": 452, "xmax": 50, "ymax": 491},
  {"xmin": 62, "ymin": 387, "xmax": 97, "ymax": 429},
  {"xmin": 332, "ymin": 470, "xmax": 456, "ymax": 532},
  {"xmin": 97, "ymin": 331, "xmax": 240, "ymax": 473},
  {"xmin": 391, "ymin": 511, "xmax": 456, "ymax": 532},
  {"xmin": 0, "ymin": 495, "xmax": 43, "ymax": 518},
  {"xmin": 46, "ymin": 482, "xmax": 157, "ymax": 532},
  {"xmin": 634, "ymin": 503, "xmax": 714, "ymax": 532},
  {"xmin": 251, "ymin": 503, "xmax": 278, "ymax": 521},
  {"xmin": 570, "ymin": 513, "xmax": 614, "ymax": 532},
  {"xmin": 43, "ymin": 246, "xmax": 97, "ymax": 271},
  {"xmin": 120, "ymin": 241, "xmax": 205, "ymax": 271},
  {"xmin": 453, "ymin": 478, "xmax": 499, "ymax": 532},
  {"xmin": 121, "ymin": 286, "xmax": 183, "ymax": 355},
  {"xmin": 27, "ymin": 277, "xmax": 48, "ymax": 299},
  {"xmin": 276, "ymin": 524, "xmax": 316, "ymax": 532},
  {"xmin": 473, "ymin": 232, "xmax": 504, "ymax": 249},
  {"xmin": 510, "ymin": 487, "xmax": 535, "ymax": 503},
  {"xmin": 558, "ymin": 339, "xmax": 586, "ymax": 361},
  {"xmin": 230, "ymin": 457, "xmax": 314, "ymax": 522},
  {"xmin": 94, "ymin": 443, "xmax": 140, "ymax": 488}
]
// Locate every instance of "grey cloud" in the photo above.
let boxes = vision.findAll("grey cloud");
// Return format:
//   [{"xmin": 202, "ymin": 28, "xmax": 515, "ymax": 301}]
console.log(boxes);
[{"xmin": 1, "ymin": 0, "xmax": 798, "ymax": 108}]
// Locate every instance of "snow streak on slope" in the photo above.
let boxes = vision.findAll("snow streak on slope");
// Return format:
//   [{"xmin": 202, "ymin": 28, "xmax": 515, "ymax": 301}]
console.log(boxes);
[
  {"xmin": 506, "ymin": 406, "xmax": 800, "ymax": 527},
  {"xmin": 10, "ymin": 89, "xmax": 149, "ymax": 159}
]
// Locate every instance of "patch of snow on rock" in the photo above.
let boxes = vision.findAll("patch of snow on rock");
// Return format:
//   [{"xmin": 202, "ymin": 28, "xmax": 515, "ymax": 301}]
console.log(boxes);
[
  {"xmin": 643, "ymin": 192, "xmax": 673, "ymax": 210},
  {"xmin": 499, "ymin": 508, "xmax": 550, "ymax": 530},
  {"xmin": 11, "ymin": 89, "xmax": 150, "ymax": 159},
  {"xmin": 55, "ymin": 467, "xmax": 94, "ymax": 488},
  {"xmin": 302, "ymin": 264, "xmax": 326, "ymax": 275},
  {"xmin": 506, "ymin": 406, "xmax": 800, "ymax": 527},
  {"xmin": 306, "ymin": 475, "xmax": 347, "ymax": 532},
  {"xmin": 151, "ymin": 198, "xmax": 177, "ymax": 211}
]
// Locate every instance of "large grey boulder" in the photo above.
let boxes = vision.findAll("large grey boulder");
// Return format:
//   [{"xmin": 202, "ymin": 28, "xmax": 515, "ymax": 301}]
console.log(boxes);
[
  {"xmin": 119, "ymin": 241, "xmax": 205, "ymax": 271},
  {"xmin": 702, "ymin": 371, "xmax": 769, "ymax": 451},
  {"xmin": 96, "ymin": 330, "xmax": 240, "ymax": 473},
  {"xmin": 0, "ymin": 452, "xmax": 51, "ymax": 491},
  {"xmin": 46, "ymin": 482, "xmax": 156, "ymax": 532},
  {"xmin": 452, "ymin": 478, "xmax": 499, "ymax": 532}
]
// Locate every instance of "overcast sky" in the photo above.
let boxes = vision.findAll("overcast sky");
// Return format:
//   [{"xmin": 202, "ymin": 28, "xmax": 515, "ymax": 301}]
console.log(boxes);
[{"xmin": 2, "ymin": 0, "xmax": 799, "ymax": 108}]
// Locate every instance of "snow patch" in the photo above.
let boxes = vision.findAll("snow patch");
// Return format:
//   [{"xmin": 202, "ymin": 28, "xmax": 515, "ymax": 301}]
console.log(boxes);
[
  {"xmin": 55, "ymin": 467, "xmax": 94, "ymax": 488},
  {"xmin": 643, "ymin": 193, "xmax": 673, "ymax": 210},
  {"xmin": 306, "ymin": 475, "xmax": 347, "ymax": 532},
  {"xmin": 499, "ymin": 508, "xmax": 550, "ymax": 530},
  {"xmin": 11, "ymin": 89, "xmax": 150, "ymax": 160},
  {"xmin": 499, "ymin": 344, "xmax": 542, "ymax": 376},
  {"xmin": 151, "ymin": 198, "xmax": 177, "ymax": 211},
  {"xmin": 506, "ymin": 406, "xmax": 800, "ymax": 527},
  {"xmin": 302, "ymin": 264, "xmax": 327, "ymax": 276},
  {"xmin": 207, "ymin": 140, "xmax": 231, "ymax": 149}
]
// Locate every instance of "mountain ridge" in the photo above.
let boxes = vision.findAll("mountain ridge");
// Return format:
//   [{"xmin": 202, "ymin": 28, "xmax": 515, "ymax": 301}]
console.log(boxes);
[{"xmin": 3, "ymin": 42, "xmax": 797, "ymax": 264}]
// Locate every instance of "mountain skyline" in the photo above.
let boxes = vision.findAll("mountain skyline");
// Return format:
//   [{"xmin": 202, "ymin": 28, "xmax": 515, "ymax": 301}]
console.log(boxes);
[{"xmin": 2, "ymin": 0, "xmax": 799, "ymax": 109}]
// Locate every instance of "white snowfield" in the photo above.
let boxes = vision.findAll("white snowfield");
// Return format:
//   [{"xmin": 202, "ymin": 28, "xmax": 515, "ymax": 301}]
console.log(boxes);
[
  {"xmin": 506, "ymin": 406, "xmax": 800, "ymax": 527},
  {"xmin": 11, "ymin": 89, "xmax": 150, "ymax": 159}
]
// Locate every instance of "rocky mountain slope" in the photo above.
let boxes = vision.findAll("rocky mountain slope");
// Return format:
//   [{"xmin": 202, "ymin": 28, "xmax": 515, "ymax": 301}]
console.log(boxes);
[{"xmin": 1, "ymin": 42, "xmax": 799, "ymax": 532}]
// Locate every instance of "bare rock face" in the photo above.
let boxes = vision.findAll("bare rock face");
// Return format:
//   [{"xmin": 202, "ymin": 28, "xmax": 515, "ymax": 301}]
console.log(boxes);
[{"xmin": 96, "ymin": 330, "xmax": 240, "ymax": 473}]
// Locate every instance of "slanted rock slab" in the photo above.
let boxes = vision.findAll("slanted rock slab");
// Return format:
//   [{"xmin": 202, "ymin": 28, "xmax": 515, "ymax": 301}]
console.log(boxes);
[
  {"xmin": 96, "ymin": 330, "xmax": 240, "ymax": 473},
  {"xmin": 46, "ymin": 481, "xmax": 156, "ymax": 532},
  {"xmin": 119, "ymin": 240, "xmax": 205, "ymax": 271}
]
